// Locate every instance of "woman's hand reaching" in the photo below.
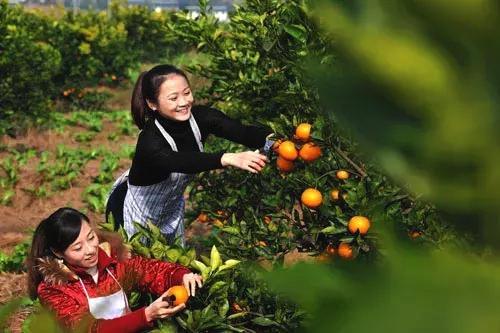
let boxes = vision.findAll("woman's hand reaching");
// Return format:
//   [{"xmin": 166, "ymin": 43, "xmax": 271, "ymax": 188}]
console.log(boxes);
[
  {"xmin": 182, "ymin": 273, "xmax": 203, "ymax": 297},
  {"xmin": 221, "ymin": 150, "xmax": 269, "ymax": 173}
]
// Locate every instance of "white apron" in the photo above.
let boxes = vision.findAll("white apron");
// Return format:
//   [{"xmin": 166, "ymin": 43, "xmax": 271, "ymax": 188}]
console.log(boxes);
[
  {"xmin": 121, "ymin": 115, "xmax": 203, "ymax": 244},
  {"xmin": 78, "ymin": 268, "xmax": 130, "ymax": 320}
]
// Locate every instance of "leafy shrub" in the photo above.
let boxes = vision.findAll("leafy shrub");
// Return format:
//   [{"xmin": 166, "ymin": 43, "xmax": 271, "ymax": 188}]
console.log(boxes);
[{"xmin": 0, "ymin": 1, "xmax": 61, "ymax": 136}]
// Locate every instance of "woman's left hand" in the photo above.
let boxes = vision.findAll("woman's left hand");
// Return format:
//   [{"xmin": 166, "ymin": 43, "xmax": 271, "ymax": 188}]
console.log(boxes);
[{"xmin": 182, "ymin": 273, "xmax": 203, "ymax": 297}]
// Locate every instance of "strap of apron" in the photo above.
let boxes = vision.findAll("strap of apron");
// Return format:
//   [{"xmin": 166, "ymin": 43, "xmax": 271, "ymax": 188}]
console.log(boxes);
[
  {"xmin": 188, "ymin": 116, "xmax": 204, "ymax": 152},
  {"xmin": 78, "ymin": 278, "xmax": 91, "ymax": 299},
  {"xmin": 155, "ymin": 119, "xmax": 178, "ymax": 151},
  {"xmin": 154, "ymin": 115, "xmax": 204, "ymax": 153},
  {"xmin": 106, "ymin": 268, "xmax": 130, "ymax": 309}
]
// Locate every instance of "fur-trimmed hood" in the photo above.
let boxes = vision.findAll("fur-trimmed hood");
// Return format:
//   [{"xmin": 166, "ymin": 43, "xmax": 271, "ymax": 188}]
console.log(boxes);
[{"xmin": 36, "ymin": 231, "xmax": 131, "ymax": 286}]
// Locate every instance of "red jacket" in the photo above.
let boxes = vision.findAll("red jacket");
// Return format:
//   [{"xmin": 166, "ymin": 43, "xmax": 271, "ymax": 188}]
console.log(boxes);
[{"xmin": 37, "ymin": 246, "xmax": 191, "ymax": 333}]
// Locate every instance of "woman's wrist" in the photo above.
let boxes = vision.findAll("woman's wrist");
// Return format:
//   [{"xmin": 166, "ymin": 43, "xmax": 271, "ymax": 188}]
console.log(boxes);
[
  {"xmin": 144, "ymin": 305, "xmax": 153, "ymax": 322},
  {"xmin": 220, "ymin": 153, "xmax": 233, "ymax": 167}
]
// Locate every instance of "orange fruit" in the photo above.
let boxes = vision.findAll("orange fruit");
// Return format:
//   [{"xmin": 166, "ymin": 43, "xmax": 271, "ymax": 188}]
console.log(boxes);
[
  {"xmin": 276, "ymin": 156, "xmax": 294, "ymax": 172},
  {"xmin": 325, "ymin": 244, "xmax": 336, "ymax": 256},
  {"xmin": 213, "ymin": 219, "xmax": 225, "ymax": 228},
  {"xmin": 336, "ymin": 170, "xmax": 350, "ymax": 180},
  {"xmin": 295, "ymin": 123, "xmax": 312, "ymax": 142},
  {"xmin": 232, "ymin": 303, "xmax": 243, "ymax": 312},
  {"xmin": 348, "ymin": 215, "xmax": 371, "ymax": 235},
  {"xmin": 330, "ymin": 189, "xmax": 340, "ymax": 201},
  {"xmin": 216, "ymin": 210, "xmax": 228, "ymax": 218},
  {"xmin": 301, "ymin": 188, "xmax": 323, "ymax": 209},
  {"xmin": 337, "ymin": 242, "xmax": 354, "ymax": 260},
  {"xmin": 278, "ymin": 141, "xmax": 298, "ymax": 161},
  {"xmin": 409, "ymin": 230, "xmax": 422, "ymax": 239},
  {"xmin": 299, "ymin": 143, "xmax": 321, "ymax": 162},
  {"xmin": 272, "ymin": 139, "xmax": 283, "ymax": 153},
  {"xmin": 197, "ymin": 213, "xmax": 209, "ymax": 223},
  {"xmin": 165, "ymin": 285, "xmax": 189, "ymax": 306}
]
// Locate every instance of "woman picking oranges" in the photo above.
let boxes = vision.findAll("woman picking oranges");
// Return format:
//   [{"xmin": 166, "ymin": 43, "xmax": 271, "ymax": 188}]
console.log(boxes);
[
  {"xmin": 27, "ymin": 207, "xmax": 202, "ymax": 333},
  {"xmin": 107, "ymin": 64, "xmax": 275, "ymax": 244}
]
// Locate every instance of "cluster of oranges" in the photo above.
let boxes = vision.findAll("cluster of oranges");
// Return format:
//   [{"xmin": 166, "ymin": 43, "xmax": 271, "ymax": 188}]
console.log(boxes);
[
  {"xmin": 274, "ymin": 123, "xmax": 322, "ymax": 173},
  {"xmin": 318, "ymin": 215, "xmax": 371, "ymax": 261},
  {"xmin": 62, "ymin": 87, "xmax": 76, "ymax": 97},
  {"xmin": 300, "ymin": 169, "xmax": 350, "ymax": 210},
  {"xmin": 196, "ymin": 210, "xmax": 228, "ymax": 228},
  {"xmin": 62, "ymin": 87, "xmax": 84, "ymax": 99},
  {"xmin": 103, "ymin": 73, "xmax": 118, "ymax": 81},
  {"xmin": 272, "ymin": 123, "xmax": 373, "ymax": 261}
]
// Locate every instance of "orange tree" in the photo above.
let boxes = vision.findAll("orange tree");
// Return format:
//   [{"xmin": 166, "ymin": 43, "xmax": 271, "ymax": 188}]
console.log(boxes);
[
  {"xmin": 166, "ymin": 0, "xmax": 465, "ymax": 265},
  {"xmin": 266, "ymin": 1, "xmax": 500, "ymax": 332}
]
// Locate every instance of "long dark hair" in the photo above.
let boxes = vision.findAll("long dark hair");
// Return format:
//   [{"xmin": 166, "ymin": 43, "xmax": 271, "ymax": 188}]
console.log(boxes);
[
  {"xmin": 131, "ymin": 64, "xmax": 190, "ymax": 129},
  {"xmin": 27, "ymin": 207, "xmax": 89, "ymax": 299}
]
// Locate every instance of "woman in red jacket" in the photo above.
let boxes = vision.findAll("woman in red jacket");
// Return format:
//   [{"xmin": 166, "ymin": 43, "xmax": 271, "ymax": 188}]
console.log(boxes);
[{"xmin": 26, "ymin": 207, "xmax": 202, "ymax": 333}]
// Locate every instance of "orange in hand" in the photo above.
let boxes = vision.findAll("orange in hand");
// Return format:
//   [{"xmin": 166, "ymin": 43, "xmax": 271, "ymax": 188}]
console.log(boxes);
[
  {"xmin": 295, "ymin": 123, "xmax": 312, "ymax": 142},
  {"xmin": 278, "ymin": 141, "xmax": 298, "ymax": 161},
  {"xmin": 299, "ymin": 142, "xmax": 321, "ymax": 162},
  {"xmin": 348, "ymin": 215, "xmax": 371, "ymax": 235},
  {"xmin": 301, "ymin": 188, "xmax": 323, "ymax": 209},
  {"xmin": 165, "ymin": 285, "xmax": 189, "ymax": 306}
]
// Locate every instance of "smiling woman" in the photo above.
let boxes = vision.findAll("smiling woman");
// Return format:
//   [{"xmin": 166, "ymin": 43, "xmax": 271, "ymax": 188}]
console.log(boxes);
[
  {"xmin": 106, "ymin": 64, "xmax": 277, "ymax": 243},
  {"xmin": 26, "ymin": 207, "xmax": 202, "ymax": 333}
]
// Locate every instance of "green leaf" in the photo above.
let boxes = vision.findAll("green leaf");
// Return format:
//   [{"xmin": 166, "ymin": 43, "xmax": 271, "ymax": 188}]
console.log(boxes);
[
  {"xmin": 150, "ymin": 241, "xmax": 168, "ymax": 259},
  {"xmin": 251, "ymin": 316, "xmax": 278, "ymax": 327},
  {"xmin": 320, "ymin": 225, "xmax": 345, "ymax": 235},
  {"xmin": 208, "ymin": 281, "xmax": 227, "ymax": 298},
  {"xmin": 210, "ymin": 245, "xmax": 222, "ymax": 272},
  {"xmin": 166, "ymin": 248, "xmax": 181, "ymax": 262},
  {"xmin": 227, "ymin": 311, "xmax": 248, "ymax": 320},
  {"xmin": 217, "ymin": 259, "xmax": 241, "ymax": 273},
  {"xmin": 191, "ymin": 260, "xmax": 210, "ymax": 280},
  {"xmin": 221, "ymin": 226, "xmax": 240, "ymax": 235},
  {"xmin": 146, "ymin": 221, "xmax": 162, "ymax": 240},
  {"xmin": 218, "ymin": 299, "xmax": 230, "ymax": 318},
  {"xmin": 284, "ymin": 24, "xmax": 307, "ymax": 42}
]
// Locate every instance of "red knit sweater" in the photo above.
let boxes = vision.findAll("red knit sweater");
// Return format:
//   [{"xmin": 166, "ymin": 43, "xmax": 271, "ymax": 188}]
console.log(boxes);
[{"xmin": 37, "ymin": 248, "xmax": 191, "ymax": 332}]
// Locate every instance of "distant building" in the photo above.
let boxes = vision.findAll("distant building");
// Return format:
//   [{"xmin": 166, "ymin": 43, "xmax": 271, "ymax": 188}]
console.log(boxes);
[
  {"xmin": 185, "ymin": 5, "xmax": 228, "ymax": 21},
  {"xmin": 10, "ymin": 0, "xmax": 236, "ymax": 19}
]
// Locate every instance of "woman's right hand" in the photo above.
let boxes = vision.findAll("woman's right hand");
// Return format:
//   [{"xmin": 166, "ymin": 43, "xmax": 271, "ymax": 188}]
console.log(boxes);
[
  {"xmin": 221, "ymin": 150, "xmax": 269, "ymax": 173},
  {"xmin": 144, "ymin": 291, "xmax": 186, "ymax": 322}
]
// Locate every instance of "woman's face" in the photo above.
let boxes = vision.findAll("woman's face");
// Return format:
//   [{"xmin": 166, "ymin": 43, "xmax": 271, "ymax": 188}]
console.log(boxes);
[
  {"xmin": 62, "ymin": 221, "xmax": 99, "ymax": 269},
  {"xmin": 149, "ymin": 74, "xmax": 194, "ymax": 122}
]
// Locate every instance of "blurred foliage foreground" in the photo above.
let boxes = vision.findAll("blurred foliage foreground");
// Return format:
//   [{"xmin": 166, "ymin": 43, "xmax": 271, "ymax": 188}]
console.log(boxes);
[{"xmin": 266, "ymin": 1, "xmax": 500, "ymax": 332}]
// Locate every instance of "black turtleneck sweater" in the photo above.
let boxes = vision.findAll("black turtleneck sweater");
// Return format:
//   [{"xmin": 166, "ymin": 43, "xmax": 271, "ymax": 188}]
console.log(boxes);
[{"xmin": 128, "ymin": 105, "xmax": 272, "ymax": 186}]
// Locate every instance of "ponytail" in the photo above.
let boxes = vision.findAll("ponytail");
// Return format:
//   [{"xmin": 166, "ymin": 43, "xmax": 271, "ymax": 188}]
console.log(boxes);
[
  {"xmin": 131, "ymin": 72, "xmax": 151, "ymax": 130},
  {"xmin": 130, "ymin": 64, "xmax": 190, "ymax": 130}
]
